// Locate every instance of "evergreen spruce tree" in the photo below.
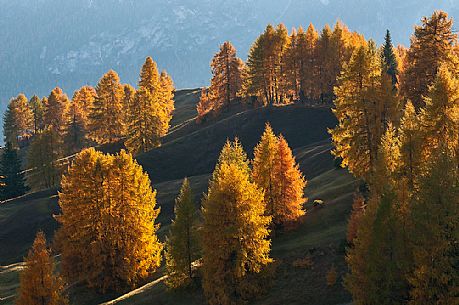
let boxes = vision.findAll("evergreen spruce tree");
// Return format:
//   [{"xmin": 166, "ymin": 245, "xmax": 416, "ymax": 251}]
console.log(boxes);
[
  {"xmin": 0, "ymin": 142, "xmax": 28, "ymax": 200},
  {"xmin": 382, "ymin": 30, "xmax": 399, "ymax": 88},
  {"xmin": 15, "ymin": 232, "xmax": 68, "ymax": 305},
  {"xmin": 165, "ymin": 178, "xmax": 199, "ymax": 288}
]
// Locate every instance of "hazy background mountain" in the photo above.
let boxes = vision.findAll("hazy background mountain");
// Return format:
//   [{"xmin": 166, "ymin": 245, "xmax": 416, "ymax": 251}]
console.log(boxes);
[{"xmin": 1, "ymin": 0, "xmax": 458, "ymax": 107}]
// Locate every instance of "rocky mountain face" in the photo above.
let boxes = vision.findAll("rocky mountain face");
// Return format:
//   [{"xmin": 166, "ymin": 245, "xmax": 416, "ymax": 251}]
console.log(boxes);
[{"xmin": 1, "ymin": 0, "xmax": 458, "ymax": 106}]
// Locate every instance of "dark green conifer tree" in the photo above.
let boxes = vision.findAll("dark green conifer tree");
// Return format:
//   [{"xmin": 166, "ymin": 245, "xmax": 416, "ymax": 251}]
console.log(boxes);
[
  {"xmin": 382, "ymin": 30, "xmax": 399, "ymax": 88},
  {"xmin": 0, "ymin": 142, "xmax": 28, "ymax": 200},
  {"xmin": 165, "ymin": 178, "xmax": 199, "ymax": 288}
]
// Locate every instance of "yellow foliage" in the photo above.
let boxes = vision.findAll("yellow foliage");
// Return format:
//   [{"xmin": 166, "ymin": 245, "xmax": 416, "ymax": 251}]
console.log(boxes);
[
  {"xmin": 16, "ymin": 232, "xmax": 68, "ymax": 305},
  {"xmin": 253, "ymin": 124, "xmax": 306, "ymax": 226},
  {"xmin": 419, "ymin": 63, "xmax": 459, "ymax": 164},
  {"xmin": 202, "ymin": 141, "xmax": 272, "ymax": 305},
  {"xmin": 88, "ymin": 70, "xmax": 126, "ymax": 144},
  {"xmin": 57, "ymin": 148, "xmax": 162, "ymax": 292},
  {"xmin": 272, "ymin": 135, "xmax": 306, "ymax": 224},
  {"xmin": 125, "ymin": 58, "xmax": 174, "ymax": 154},
  {"xmin": 330, "ymin": 42, "xmax": 388, "ymax": 180},
  {"xmin": 3, "ymin": 94, "xmax": 33, "ymax": 148}
]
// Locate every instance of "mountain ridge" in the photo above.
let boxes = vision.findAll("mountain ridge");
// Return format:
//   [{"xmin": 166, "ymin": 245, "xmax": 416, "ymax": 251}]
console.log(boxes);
[{"xmin": 1, "ymin": 1, "xmax": 458, "ymax": 107}]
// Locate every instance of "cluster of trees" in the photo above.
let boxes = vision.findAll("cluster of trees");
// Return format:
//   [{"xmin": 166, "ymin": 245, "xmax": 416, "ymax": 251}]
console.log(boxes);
[
  {"xmin": 16, "ymin": 124, "xmax": 306, "ymax": 305},
  {"xmin": 1, "ymin": 56, "xmax": 174, "ymax": 195},
  {"xmin": 197, "ymin": 21, "xmax": 369, "ymax": 121},
  {"xmin": 56, "ymin": 148, "xmax": 163, "ymax": 292},
  {"xmin": 165, "ymin": 126, "xmax": 306, "ymax": 305},
  {"xmin": 329, "ymin": 11, "xmax": 459, "ymax": 304}
]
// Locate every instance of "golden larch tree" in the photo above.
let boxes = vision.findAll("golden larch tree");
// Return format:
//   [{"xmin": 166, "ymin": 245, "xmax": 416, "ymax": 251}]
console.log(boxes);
[
  {"xmin": 213, "ymin": 138, "xmax": 251, "ymax": 179},
  {"xmin": 88, "ymin": 70, "xmax": 125, "ymax": 144},
  {"xmin": 329, "ymin": 41, "xmax": 385, "ymax": 181},
  {"xmin": 245, "ymin": 24, "xmax": 289, "ymax": 105},
  {"xmin": 3, "ymin": 94, "xmax": 33, "ymax": 147},
  {"xmin": 15, "ymin": 232, "xmax": 68, "ymax": 305},
  {"xmin": 252, "ymin": 123, "xmax": 279, "ymax": 217},
  {"xmin": 401, "ymin": 11, "xmax": 458, "ymax": 109},
  {"xmin": 72, "ymin": 86, "xmax": 96, "ymax": 120},
  {"xmin": 122, "ymin": 84, "xmax": 136, "ymax": 120},
  {"xmin": 43, "ymin": 87, "xmax": 70, "ymax": 136},
  {"xmin": 64, "ymin": 87, "xmax": 95, "ymax": 154},
  {"xmin": 300, "ymin": 23, "xmax": 319, "ymax": 102},
  {"xmin": 208, "ymin": 41, "xmax": 244, "ymax": 111},
  {"xmin": 419, "ymin": 63, "xmax": 459, "ymax": 163},
  {"xmin": 284, "ymin": 27, "xmax": 300, "ymax": 100},
  {"xmin": 346, "ymin": 193, "xmax": 366, "ymax": 244},
  {"xmin": 408, "ymin": 148, "xmax": 459, "ymax": 305},
  {"xmin": 272, "ymin": 135, "xmax": 306, "ymax": 225},
  {"xmin": 125, "ymin": 87, "xmax": 159, "ymax": 154},
  {"xmin": 26, "ymin": 129, "xmax": 61, "ymax": 190},
  {"xmin": 28, "ymin": 95, "xmax": 45, "ymax": 135},
  {"xmin": 126, "ymin": 58, "xmax": 174, "ymax": 153},
  {"xmin": 196, "ymin": 87, "xmax": 213, "ymax": 122},
  {"xmin": 156, "ymin": 71, "xmax": 175, "ymax": 137},
  {"xmin": 202, "ymin": 140, "xmax": 271, "ymax": 305},
  {"xmin": 56, "ymin": 148, "xmax": 162, "ymax": 292},
  {"xmin": 398, "ymin": 101, "xmax": 422, "ymax": 191},
  {"xmin": 139, "ymin": 56, "xmax": 159, "ymax": 95}
]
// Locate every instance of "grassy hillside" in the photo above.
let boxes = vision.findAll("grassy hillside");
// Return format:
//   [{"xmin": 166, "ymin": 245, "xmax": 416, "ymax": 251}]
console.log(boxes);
[
  {"xmin": 0, "ymin": 90, "xmax": 356, "ymax": 305},
  {"xmin": 138, "ymin": 104, "xmax": 337, "ymax": 183}
]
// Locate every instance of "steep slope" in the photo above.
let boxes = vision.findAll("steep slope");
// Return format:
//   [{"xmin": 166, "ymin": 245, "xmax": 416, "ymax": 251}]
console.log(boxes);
[
  {"xmin": 0, "ymin": 94, "xmax": 356, "ymax": 305},
  {"xmin": 138, "ymin": 104, "xmax": 337, "ymax": 183}
]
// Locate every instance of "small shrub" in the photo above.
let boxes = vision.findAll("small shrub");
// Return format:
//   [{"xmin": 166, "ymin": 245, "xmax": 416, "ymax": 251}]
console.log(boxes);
[
  {"xmin": 292, "ymin": 256, "xmax": 313, "ymax": 269},
  {"xmin": 326, "ymin": 265, "xmax": 337, "ymax": 287}
]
